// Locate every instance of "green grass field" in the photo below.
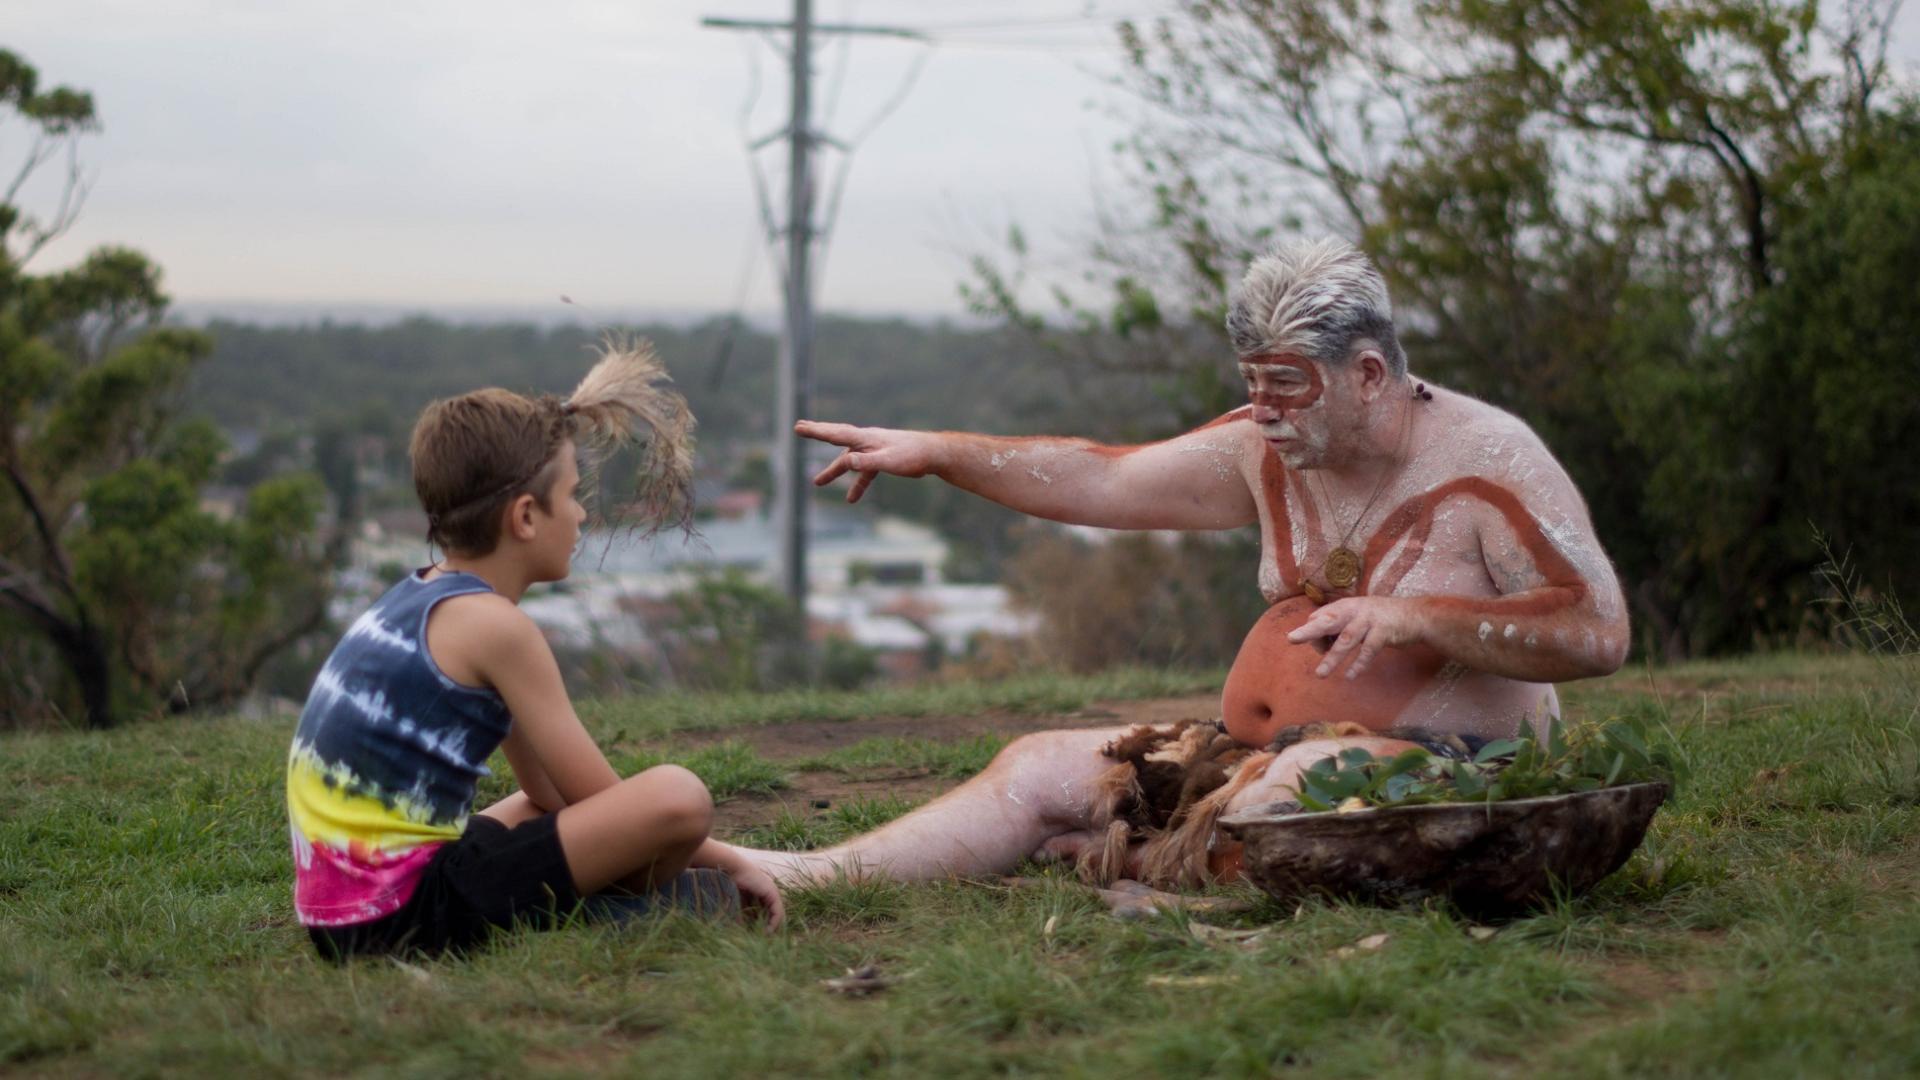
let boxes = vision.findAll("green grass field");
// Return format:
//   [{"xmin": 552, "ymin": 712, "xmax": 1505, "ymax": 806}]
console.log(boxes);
[{"xmin": 4, "ymin": 657, "xmax": 1917, "ymax": 1077}]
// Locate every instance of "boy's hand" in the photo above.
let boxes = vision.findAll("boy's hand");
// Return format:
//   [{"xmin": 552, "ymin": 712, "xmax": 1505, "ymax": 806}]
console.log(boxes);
[{"xmin": 726, "ymin": 860, "xmax": 786, "ymax": 931}]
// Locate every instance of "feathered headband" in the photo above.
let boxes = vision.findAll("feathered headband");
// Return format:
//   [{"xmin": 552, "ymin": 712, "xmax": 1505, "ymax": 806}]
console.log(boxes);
[{"xmin": 565, "ymin": 335, "xmax": 697, "ymax": 537}]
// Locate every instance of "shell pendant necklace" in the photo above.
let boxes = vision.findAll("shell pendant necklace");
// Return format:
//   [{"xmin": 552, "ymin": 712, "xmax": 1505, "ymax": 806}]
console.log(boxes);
[{"xmin": 1303, "ymin": 386, "xmax": 1422, "ymax": 603}]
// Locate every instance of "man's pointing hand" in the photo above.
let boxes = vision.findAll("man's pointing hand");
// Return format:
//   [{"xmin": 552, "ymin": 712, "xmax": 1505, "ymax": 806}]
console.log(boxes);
[{"xmin": 794, "ymin": 420, "xmax": 942, "ymax": 504}]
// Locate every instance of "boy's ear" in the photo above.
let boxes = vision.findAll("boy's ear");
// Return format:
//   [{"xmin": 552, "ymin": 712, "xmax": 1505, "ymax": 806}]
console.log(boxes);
[{"xmin": 505, "ymin": 493, "xmax": 539, "ymax": 542}]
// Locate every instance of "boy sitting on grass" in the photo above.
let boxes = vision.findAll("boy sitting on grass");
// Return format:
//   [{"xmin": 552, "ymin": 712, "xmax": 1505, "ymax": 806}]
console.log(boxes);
[{"xmin": 287, "ymin": 341, "xmax": 783, "ymax": 959}]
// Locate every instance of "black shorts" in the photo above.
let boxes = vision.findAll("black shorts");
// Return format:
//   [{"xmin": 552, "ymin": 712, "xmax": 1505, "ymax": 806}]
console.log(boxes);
[
  {"xmin": 309, "ymin": 814, "xmax": 580, "ymax": 960},
  {"xmin": 307, "ymin": 815, "xmax": 744, "ymax": 960}
]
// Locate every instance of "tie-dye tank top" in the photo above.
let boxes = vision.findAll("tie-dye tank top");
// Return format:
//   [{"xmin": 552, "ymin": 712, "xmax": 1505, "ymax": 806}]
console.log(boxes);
[{"xmin": 287, "ymin": 570, "xmax": 513, "ymax": 927}]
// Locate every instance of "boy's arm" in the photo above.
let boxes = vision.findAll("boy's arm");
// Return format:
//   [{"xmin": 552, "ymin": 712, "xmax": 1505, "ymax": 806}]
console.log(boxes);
[
  {"xmin": 456, "ymin": 601, "xmax": 784, "ymax": 924},
  {"xmin": 472, "ymin": 603, "xmax": 623, "ymax": 804},
  {"xmin": 498, "ymin": 725, "xmax": 569, "ymax": 813}
]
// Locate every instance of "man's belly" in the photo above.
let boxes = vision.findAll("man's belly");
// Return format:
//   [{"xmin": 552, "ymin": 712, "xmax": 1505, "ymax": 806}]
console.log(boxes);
[{"xmin": 1220, "ymin": 596, "xmax": 1557, "ymax": 746}]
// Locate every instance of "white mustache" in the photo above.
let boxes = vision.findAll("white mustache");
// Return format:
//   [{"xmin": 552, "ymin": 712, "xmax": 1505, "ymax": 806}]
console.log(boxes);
[{"xmin": 1258, "ymin": 422, "xmax": 1299, "ymax": 440}]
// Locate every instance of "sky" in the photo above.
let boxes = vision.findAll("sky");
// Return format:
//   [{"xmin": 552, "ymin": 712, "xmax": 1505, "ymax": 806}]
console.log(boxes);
[
  {"xmin": 10, "ymin": 1, "xmax": 1920, "ymax": 321},
  {"xmin": 9, "ymin": 1, "xmax": 1162, "ymax": 321}
]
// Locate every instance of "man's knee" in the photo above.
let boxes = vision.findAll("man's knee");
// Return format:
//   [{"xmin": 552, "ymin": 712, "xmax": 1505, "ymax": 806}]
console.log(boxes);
[
  {"xmin": 991, "ymin": 730, "xmax": 1075, "ymax": 773},
  {"xmin": 1237, "ymin": 737, "xmax": 1421, "ymax": 809},
  {"xmin": 992, "ymin": 729, "xmax": 1115, "ymax": 781},
  {"xmin": 982, "ymin": 728, "xmax": 1119, "ymax": 826},
  {"xmin": 1226, "ymin": 740, "xmax": 1348, "ymax": 813},
  {"xmin": 1269, "ymin": 739, "xmax": 1346, "ymax": 778}
]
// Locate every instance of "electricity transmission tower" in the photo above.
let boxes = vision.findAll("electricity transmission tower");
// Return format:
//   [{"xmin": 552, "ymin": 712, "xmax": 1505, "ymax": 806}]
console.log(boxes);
[{"xmin": 700, "ymin": 4, "xmax": 924, "ymax": 625}]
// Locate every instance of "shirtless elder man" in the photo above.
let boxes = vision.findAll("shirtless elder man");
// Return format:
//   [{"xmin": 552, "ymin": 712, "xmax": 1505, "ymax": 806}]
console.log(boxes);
[{"xmin": 742, "ymin": 237, "xmax": 1630, "ymax": 889}]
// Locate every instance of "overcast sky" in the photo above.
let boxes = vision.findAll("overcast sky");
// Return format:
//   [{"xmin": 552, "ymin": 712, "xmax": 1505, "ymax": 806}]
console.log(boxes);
[
  {"xmin": 10, "ymin": 1, "xmax": 1919, "ymax": 320},
  {"xmin": 8, "ymin": 1, "xmax": 1163, "ymax": 320}
]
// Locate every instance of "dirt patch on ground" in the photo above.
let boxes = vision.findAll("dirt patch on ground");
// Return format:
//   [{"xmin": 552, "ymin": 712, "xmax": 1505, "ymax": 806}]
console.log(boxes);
[
  {"xmin": 1590, "ymin": 957, "xmax": 1716, "ymax": 1004},
  {"xmin": 675, "ymin": 693, "xmax": 1220, "ymax": 762},
  {"xmin": 1861, "ymin": 835, "xmax": 1920, "ymax": 895},
  {"xmin": 711, "ymin": 773, "xmax": 955, "ymax": 836},
  {"xmin": 691, "ymin": 692, "xmax": 1220, "ymax": 838}
]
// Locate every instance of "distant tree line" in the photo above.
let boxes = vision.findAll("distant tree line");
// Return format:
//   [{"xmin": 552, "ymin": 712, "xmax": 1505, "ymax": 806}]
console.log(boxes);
[{"xmin": 189, "ymin": 313, "xmax": 1186, "ymax": 586}]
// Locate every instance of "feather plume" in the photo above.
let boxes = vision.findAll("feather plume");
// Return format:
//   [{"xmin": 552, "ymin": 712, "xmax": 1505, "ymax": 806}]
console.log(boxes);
[{"xmin": 564, "ymin": 335, "xmax": 697, "ymax": 535}]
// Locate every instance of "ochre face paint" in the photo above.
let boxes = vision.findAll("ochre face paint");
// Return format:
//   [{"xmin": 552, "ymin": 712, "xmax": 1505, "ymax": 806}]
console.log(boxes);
[{"xmin": 1239, "ymin": 354, "xmax": 1324, "ymax": 412}]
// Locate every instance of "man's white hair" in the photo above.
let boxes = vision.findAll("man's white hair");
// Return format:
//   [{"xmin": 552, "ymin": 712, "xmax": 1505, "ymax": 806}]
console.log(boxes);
[{"xmin": 1225, "ymin": 237, "xmax": 1405, "ymax": 376}]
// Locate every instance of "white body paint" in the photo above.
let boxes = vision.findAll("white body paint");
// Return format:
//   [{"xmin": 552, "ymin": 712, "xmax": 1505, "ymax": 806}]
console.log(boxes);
[{"xmin": 1236, "ymin": 380, "xmax": 1618, "ymax": 738}]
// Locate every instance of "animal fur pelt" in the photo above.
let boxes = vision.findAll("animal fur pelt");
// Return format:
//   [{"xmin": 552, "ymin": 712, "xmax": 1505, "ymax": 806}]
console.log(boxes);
[{"xmin": 1076, "ymin": 719, "xmax": 1375, "ymax": 890}]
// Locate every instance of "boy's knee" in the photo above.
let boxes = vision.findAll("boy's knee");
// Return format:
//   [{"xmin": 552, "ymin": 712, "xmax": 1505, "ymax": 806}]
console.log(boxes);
[{"xmin": 637, "ymin": 764, "xmax": 714, "ymax": 838}]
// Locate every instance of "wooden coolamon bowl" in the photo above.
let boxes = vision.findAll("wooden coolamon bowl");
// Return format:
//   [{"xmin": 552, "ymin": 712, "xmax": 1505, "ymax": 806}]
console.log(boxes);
[{"xmin": 1219, "ymin": 781, "xmax": 1671, "ymax": 919}]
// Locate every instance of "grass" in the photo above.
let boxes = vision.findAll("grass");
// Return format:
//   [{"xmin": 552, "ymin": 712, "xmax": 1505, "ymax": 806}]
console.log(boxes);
[
  {"xmin": 4, "ymin": 655, "xmax": 1919, "ymax": 1076},
  {"xmin": 790, "ymin": 734, "xmax": 1010, "ymax": 779},
  {"xmin": 573, "ymin": 666, "xmax": 1220, "ymax": 742},
  {"xmin": 734, "ymin": 795, "xmax": 930, "ymax": 852},
  {"xmin": 609, "ymin": 740, "xmax": 792, "ymax": 801}
]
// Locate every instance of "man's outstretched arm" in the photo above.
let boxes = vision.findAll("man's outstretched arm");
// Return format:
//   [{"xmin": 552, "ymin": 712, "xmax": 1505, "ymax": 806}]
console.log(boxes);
[{"xmin": 796, "ymin": 415, "xmax": 1260, "ymax": 531}]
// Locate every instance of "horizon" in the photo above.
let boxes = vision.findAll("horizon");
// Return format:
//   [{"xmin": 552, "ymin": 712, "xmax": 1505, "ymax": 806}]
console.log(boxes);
[{"xmin": 168, "ymin": 297, "xmax": 986, "ymax": 330}]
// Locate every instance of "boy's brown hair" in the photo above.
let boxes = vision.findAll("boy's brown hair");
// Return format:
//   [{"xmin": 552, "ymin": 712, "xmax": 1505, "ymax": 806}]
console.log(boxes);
[{"xmin": 409, "ymin": 339, "xmax": 696, "ymax": 557}]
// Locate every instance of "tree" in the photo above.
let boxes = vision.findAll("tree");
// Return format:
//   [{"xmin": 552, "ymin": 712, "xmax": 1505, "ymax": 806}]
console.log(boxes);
[
  {"xmin": 1003, "ymin": 526, "xmax": 1269, "ymax": 672},
  {"xmin": 968, "ymin": 0, "xmax": 1917, "ymax": 657},
  {"xmin": 0, "ymin": 49, "xmax": 335, "ymax": 728},
  {"xmin": 662, "ymin": 570, "xmax": 807, "ymax": 692}
]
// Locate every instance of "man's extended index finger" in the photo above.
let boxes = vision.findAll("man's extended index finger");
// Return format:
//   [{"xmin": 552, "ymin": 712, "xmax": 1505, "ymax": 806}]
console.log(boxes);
[{"xmin": 794, "ymin": 419, "xmax": 859, "ymax": 445}]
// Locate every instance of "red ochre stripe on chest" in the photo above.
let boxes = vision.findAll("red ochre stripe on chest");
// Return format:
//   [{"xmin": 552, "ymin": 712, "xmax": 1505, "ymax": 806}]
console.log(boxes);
[{"xmin": 1360, "ymin": 476, "xmax": 1587, "ymax": 615}]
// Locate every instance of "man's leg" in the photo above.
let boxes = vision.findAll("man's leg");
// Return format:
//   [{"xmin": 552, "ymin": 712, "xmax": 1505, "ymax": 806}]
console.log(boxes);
[
  {"xmin": 1222, "ymin": 736, "xmax": 1426, "ymax": 815},
  {"xmin": 740, "ymin": 726, "xmax": 1128, "ymax": 885}
]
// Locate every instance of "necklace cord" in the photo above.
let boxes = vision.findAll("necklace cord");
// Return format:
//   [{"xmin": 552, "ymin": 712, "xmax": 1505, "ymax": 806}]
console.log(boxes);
[{"xmin": 1306, "ymin": 386, "xmax": 1420, "ymax": 591}]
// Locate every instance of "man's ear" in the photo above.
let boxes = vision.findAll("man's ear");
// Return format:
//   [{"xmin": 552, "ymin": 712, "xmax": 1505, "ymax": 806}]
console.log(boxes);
[{"xmin": 1354, "ymin": 349, "xmax": 1390, "ymax": 402}]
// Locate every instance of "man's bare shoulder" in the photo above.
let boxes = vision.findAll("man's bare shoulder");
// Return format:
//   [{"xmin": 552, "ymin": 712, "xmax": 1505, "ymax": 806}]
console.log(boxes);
[
  {"xmin": 1422, "ymin": 382, "xmax": 1564, "ymax": 476},
  {"xmin": 1177, "ymin": 404, "xmax": 1261, "ymax": 459},
  {"xmin": 1192, "ymin": 403, "xmax": 1256, "ymax": 434}
]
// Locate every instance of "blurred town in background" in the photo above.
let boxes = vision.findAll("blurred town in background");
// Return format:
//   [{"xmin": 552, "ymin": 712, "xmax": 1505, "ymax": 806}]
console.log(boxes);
[{"xmin": 173, "ymin": 312, "xmax": 1248, "ymax": 709}]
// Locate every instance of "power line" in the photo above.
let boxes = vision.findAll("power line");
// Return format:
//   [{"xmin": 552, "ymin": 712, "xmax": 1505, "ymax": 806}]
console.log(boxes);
[
  {"xmin": 913, "ymin": 11, "xmax": 1166, "ymax": 32},
  {"xmin": 701, "ymin": 4, "xmax": 1149, "ymax": 623},
  {"xmin": 703, "ymin": 3, "xmax": 929, "ymax": 624}
]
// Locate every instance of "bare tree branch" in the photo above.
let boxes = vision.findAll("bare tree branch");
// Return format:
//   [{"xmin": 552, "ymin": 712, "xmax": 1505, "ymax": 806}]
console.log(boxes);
[
  {"xmin": 2, "ymin": 457, "xmax": 81, "ymax": 606},
  {"xmin": 0, "ymin": 552, "xmax": 78, "ymax": 647}
]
